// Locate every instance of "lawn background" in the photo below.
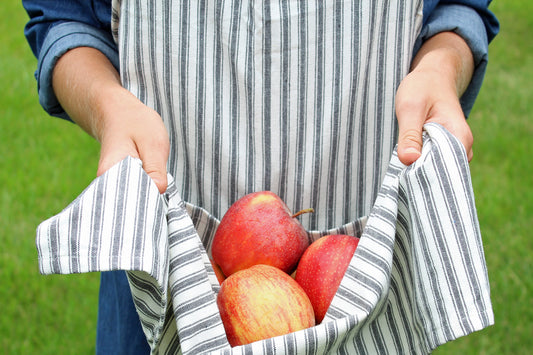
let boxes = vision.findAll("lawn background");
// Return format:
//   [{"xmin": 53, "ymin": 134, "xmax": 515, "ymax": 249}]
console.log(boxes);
[{"xmin": 1, "ymin": 0, "xmax": 531, "ymax": 354}]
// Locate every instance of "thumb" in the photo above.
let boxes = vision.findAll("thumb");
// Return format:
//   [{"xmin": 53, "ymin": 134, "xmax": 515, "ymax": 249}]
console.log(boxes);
[
  {"xmin": 397, "ymin": 125, "xmax": 423, "ymax": 166},
  {"xmin": 138, "ymin": 139, "xmax": 169, "ymax": 194},
  {"xmin": 143, "ymin": 162, "xmax": 168, "ymax": 194},
  {"xmin": 396, "ymin": 100, "xmax": 427, "ymax": 166}
]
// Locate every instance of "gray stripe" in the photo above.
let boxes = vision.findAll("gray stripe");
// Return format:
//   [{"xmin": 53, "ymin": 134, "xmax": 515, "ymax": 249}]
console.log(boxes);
[
  {"xmin": 246, "ymin": 2, "xmax": 259, "ymax": 194},
  {"xmin": 343, "ymin": 1, "xmax": 361, "ymax": 224},
  {"xmin": 325, "ymin": 0, "xmax": 344, "ymax": 227},
  {"xmin": 119, "ymin": 5, "xmax": 129, "ymax": 93},
  {"xmin": 89, "ymin": 172, "xmax": 105, "ymax": 270},
  {"xmin": 110, "ymin": 159, "xmax": 129, "ymax": 269},
  {"xmin": 128, "ymin": 272, "xmax": 165, "ymax": 308},
  {"xmin": 195, "ymin": 0, "xmax": 207, "ymax": 207},
  {"xmin": 68, "ymin": 192, "xmax": 80, "ymax": 273},
  {"xmin": 151, "ymin": 192, "xmax": 165, "ymax": 277},
  {"xmin": 228, "ymin": 0, "xmax": 242, "ymax": 204},
  {"xmin": 178, "ymin": 0, "xmax": 192, "ymax": 202},
  {"xmin": 148, "ymin": 1, "xmax": 162, "ymax": 114},
  {"xmin": 262, "ymin": 1, "xmax": 271, "ymax": 191},
  {"xmin": 133, "ymin": 0, "xmax": 146, "ymax": 103},
  {"xmin": 310, "ymin": 0, "xmax": 324, "ymax": 229},
  {"xmin": 372, "ymin": 2, "xmax": 389, "ymax": 205},
  {"xmin": 278, "ymin": 0, "xmax": 290, "ymax": 199},
  {"xmin": 132, "ymin": 171, "xmax": 148, "ymax": 270},
  {"xmin": 161, "ymin": 305, "xmax": 181, "ymax": 355},
  {"xmin": 211, "ymin": 0, "xmax": 224, "ymax": 218},
  {"xmin": 294, "ymin": 0, "xmax": 308, "ymax": 210},
  {"xmin": 356, "ymin": 0, "xmax": 376, "ymax": 216},
  {"xmin": 49, "ymin": 218, "xmax": 60, "ymax": 273}
]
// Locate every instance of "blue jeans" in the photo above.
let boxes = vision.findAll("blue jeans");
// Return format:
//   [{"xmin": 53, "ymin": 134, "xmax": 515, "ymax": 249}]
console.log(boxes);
[{"xmin": 96, "ymin": 271, "xmax": 151, "ymax": 354}]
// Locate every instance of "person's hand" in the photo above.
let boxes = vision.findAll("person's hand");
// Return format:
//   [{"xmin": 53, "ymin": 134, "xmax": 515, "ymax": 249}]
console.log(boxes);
[
  {"xmin": 53, "ymin": 47, "xmax": 170, "ymax": 193},
  {"xmin": 395, "ymin": 32, "xmax": 475, "ymax": 165},
  {"xmin": 95, "ymin": 88, "xmax": 170, "ymax": 193},
  {"xmin": 395, "ymin": 68, "xmax": 473, "ymax": 165}
]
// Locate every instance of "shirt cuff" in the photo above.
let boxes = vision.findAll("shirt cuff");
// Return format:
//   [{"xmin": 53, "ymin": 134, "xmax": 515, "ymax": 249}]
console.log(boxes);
[
  {"xmin": 415, "ymin": 4, "xmax": 489, "ymax": 117},
  {"xmin": 36, "ymin": 21, "xmax": 119, "ymax": 120}
]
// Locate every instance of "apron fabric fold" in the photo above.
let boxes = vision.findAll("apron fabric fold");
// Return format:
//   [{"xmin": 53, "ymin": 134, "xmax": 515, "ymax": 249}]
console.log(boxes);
[
  {"xmin": 40, "ymin": 1, "xmax": 492, "ymax": 353},
  {"xmin": 36, "ymin": 123, "xmax": 493, "ymax": 354}
]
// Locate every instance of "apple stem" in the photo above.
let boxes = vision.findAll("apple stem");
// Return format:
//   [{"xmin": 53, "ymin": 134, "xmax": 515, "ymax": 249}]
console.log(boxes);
[{"xmin": 292, "ymin": 208, "xmax": 315, "ymax": 219}]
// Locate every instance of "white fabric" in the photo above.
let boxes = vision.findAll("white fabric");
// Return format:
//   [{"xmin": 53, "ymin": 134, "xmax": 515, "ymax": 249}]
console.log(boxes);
[
  {"xmin": 37, "ymin": 123, "xmax": 493, "ymax": 354},
  {"xmin": 37, "ymin": 0, "xmax": 494, "ymax": 353}
]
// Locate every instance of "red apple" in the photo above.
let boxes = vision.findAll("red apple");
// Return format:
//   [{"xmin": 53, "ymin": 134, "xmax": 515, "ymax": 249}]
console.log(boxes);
[
  {"xmin": 295, "ymin": 234, "xmax": 359, "ymax": 323},
  {"xmin": 210, "ymin": 258, "xmax": 226, "ymax": 285},
  {"xmin": 217, "ymin": 264, "xmax": 315, "ymax": 346},
  {"xmin": 212, "ymin": 191, "xmax": 312, "ymax": 276}
]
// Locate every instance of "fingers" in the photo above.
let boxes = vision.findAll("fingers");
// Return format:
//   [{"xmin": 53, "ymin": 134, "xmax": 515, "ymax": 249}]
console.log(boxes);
[
  {"xmin": 97, "ymin": 133, "xmax": 169, "ymax": 193},
  {"xmin": 396, "ymin": 106, "xmax": 474, "ymax": 165},
  {"xmin": 97, "ymin": 139, "xmax": 139, "ymax": 177},
  {"xmin": 434, "ymin": 114, "xmax": 474, "ymax": 162},
  {"xmin": 137, "ymin": 114, "xmax": 170, "ymax": 193},
  {"xmin": 95, "ymin": 103, "xmax": 170, "ymax": 193},
  {"xmin": 396, "ymin": 102, "xmax": 474, "ymax": 165}
]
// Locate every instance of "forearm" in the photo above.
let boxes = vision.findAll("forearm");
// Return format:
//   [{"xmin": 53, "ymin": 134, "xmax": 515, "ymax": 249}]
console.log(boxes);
[
  {"xmin": 52, "ymin": 46, "xmax": 126, "ymax": 141},
  {"xmin": 410, "ymin": 31, "xmax": 474, "ymax": 99}
]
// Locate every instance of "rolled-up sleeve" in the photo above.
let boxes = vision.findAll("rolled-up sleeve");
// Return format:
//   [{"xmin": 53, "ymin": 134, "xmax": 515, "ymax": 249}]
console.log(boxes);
[
  {"xmin": 23, "ymin": 0, "xmax": 116, "ymax": 120},
  {"xmin": 417, "ymin": 1, "xmax": 499, "ymax": 116},
  {"xmin": 35, "ymin": 22, "xmax": 118, "ymax": 120}
]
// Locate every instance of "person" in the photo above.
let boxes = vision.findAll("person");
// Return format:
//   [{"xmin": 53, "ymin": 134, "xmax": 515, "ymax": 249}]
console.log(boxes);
[{"xmin": 23, "ymin": 0, "xmax": 499, "ymax": 353}]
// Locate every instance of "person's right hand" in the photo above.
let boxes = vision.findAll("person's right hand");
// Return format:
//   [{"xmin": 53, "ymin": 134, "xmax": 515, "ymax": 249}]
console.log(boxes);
[
  {"xmin": 53, "ymin": 47, "xmax": 170, "ymax": 193},
  {"xmin": 95, "ymin": 88, "xmax": 170, "ymax": 193}
]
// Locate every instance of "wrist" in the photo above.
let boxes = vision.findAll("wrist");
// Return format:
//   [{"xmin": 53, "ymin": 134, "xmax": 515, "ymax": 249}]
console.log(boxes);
[{"xmin": 91, "ymin": 84, "xmax": 135, "ymax": 142}]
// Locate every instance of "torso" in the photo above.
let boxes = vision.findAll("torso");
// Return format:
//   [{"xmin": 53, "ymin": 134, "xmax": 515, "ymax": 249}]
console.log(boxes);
[{"xmin": 113, "ymin": 0, "xmax": 423, "ymax": 230}]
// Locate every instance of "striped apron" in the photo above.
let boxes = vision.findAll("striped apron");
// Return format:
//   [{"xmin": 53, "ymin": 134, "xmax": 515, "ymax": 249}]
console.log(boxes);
[
  {"xmin": 36, "ymin": 0, "xmax": 494, "ymax": 353},
  {"xmin": 113, "ymin": 0, "xmax": 422, "ymax": 229}
]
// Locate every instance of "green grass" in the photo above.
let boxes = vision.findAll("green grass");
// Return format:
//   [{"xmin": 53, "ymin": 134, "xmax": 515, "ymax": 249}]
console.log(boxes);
[
  {"xmin": 1, "ymin": 0, "xmax": 531, "ymax": 354},
  {"xmin": 1, "ymin": 1, "xmax": 101, "ymax": 353}
]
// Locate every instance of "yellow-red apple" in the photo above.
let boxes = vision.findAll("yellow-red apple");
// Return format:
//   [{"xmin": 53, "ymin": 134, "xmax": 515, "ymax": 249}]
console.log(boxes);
[
  {"xmin": 217, "ymin": 264, "xmax": 315, "ymax": 346},
  {"xmin": 212, "ymin": 191, "xmax": 311, "ymax": 276},
  {"xmin": 295, "ymin": 234, "xmax": 359, "ymax": 323}
]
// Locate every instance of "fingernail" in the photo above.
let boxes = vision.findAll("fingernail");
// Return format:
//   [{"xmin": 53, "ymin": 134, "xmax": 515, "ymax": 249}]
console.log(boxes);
[{"xmin": 405, "ymin": 147, "xmax": 421, "ymax": 156}]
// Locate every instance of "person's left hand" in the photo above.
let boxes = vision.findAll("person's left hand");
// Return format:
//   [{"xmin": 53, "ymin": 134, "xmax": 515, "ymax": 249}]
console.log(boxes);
[
  {"xmin": 395, "ymin": 32, "xmax": 475, "ymax": 166},
  {"xmin": 395, "ymin": 67, "xmax": 473, "ymax": 165}
]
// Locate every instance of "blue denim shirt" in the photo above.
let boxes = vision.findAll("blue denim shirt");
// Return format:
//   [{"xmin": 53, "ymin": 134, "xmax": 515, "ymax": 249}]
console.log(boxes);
[{"xmin": 23, "ymin": 0, "xmax": 499, "ymax": 120}]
